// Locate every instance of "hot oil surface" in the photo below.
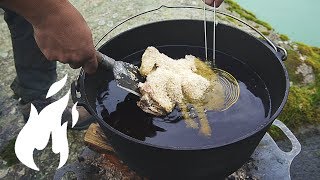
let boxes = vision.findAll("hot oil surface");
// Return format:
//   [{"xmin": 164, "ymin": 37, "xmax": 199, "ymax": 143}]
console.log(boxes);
[
  {"xmin": 179, "ymin": 59, "xmax": 240, "ymax": 136},
  {"xmin": 96, "ymin": 49, "xmax": 271, "ymax": 148}
]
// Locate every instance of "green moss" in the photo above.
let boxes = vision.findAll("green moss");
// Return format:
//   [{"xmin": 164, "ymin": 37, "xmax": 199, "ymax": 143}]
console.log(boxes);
[
  {"xmin": 261, "ymin": 31, "xmax": 270, "ymax": 36},
  {"xmin": 297, "ymin": 42, "xmax": 314, "ymax": 55},
  {"xmin": 225, "ymin": 0, "xmax": 272, "ymax": 30},
  {"xmin": 305, "ymin": 48, "xmax": 320, "ymax": 106},
  {"xmin": 312, "ymin": 47, "xmax": 320, "ymax": 55},
  {"xmin": 283, "ymin": 49, "xmax": 304, "ymax": 84},
  {"xmin": 0, "ymin": 137, "xmax": 19, "ymax": 166},
  {"xmin": 279, "ymin": 34, "xmax": 289, "ymax": 41},
  {"xmin": 279, "ymin": 86, "xmax": 318, "ymax": 127},
  {"xmin": 268, "ymin": 126, "xmax": 287, "ymax": 141},
  {"xmin": 223, "ymin": 0, "xmax": 320, "ymax": 140},
  {"xmin": 269, "ymin": 85, "xmax": 319, "ymax": 139},
  {"xmin": 226, "ymin": 16, "xmax": 236, "ymax": 23},
  {"xmin": 270, "ymin": 43, "xmax": 320, "ymax": 139}
]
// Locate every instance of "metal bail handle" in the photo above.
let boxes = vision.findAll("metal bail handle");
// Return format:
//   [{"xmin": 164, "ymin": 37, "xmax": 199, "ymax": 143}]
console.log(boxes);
[{"xmin": 96, "ymin": 5, "xmax": 287, "ymax": 60}]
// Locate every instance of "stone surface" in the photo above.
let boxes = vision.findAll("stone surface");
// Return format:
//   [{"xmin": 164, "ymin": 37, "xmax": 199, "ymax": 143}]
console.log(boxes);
[
  {"xmin": 295, "ymin": 63, "xmax": 316, "ymax": 84},
  {"xmin": 277, "ymin": 126, "xmax": 320, "ymax": 180}
]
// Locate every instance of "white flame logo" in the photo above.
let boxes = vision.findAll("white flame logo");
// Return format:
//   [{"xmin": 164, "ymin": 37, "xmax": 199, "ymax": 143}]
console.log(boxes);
[{"xmin": 15, "ymin": 74, "xmax": 79, "ymax": 171}]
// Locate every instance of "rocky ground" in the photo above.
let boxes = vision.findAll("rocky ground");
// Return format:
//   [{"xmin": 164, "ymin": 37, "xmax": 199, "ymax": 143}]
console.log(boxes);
[
  {"xmin": 0, "ymin": 0, "xmax": 319, "ymax": 179},
  {"xmin": 280, "ymin": 125, "xmax": 320, "ymax": 180}
]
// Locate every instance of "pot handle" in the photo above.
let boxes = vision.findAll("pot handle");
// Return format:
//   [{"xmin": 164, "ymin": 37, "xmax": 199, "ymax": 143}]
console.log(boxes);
[
  {"xmin": 272, "ymin": 119, "xmax": 301, "ymax": 159},
  {"xmin": 250, "ymin": 119, "xmax": 301, "ymax": 179},
  {"xmin": 95, "ymin": 5, "xmax": 287, "ymax": 61},
  {"xmin": 71, "ymin": 70, "xmax": 90, "ymax": 112}
]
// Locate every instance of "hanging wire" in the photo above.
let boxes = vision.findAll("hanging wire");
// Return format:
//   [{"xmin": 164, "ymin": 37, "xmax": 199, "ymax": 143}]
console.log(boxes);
[
  {"xmin": 203, "ymin": 2, "xmax": 208, "ymax": 60},
  {"xmin": 213, "ymin": 1, "xmax": 216, "ymax": 65}
]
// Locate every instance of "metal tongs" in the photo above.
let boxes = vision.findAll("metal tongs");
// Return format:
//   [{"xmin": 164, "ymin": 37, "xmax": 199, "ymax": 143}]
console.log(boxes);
[
  {"xmin": 96, "ymin": 51, "xmax": 143, "ymax": 96},
  {"xmin": 203, "ymin": 1, "xmax": 217, "ymax": 64}
]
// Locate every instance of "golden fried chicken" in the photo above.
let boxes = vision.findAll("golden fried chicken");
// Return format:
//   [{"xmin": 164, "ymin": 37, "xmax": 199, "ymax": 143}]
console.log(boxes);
[{"xmin": 137, "ymin": 47, "xmax": 210, "ymax": 116}]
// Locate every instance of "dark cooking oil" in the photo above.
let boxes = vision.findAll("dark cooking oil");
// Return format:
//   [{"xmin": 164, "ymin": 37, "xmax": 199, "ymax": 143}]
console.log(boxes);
[{"xmin": 96, "ymin": 49, "xmax": 271, "ymax": 148}]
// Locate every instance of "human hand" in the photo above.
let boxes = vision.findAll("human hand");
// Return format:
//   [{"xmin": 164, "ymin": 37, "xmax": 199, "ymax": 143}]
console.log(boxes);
[
  {"xmin": 204, "ymin": 0, "xmax": 224, "ymax": 7},
  {"xmin": 32, "ymin": 2, "xmax": 98, "ymax": 74},
  {"xmin": 0, "ymin": 0, "xmax": 98, "ymax": 74}
]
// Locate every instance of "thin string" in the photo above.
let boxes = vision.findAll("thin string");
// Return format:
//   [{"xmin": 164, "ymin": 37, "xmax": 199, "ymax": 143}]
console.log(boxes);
[{"xmin": 203, "ymin": 2, "xmax": 208, "ymax": 60}]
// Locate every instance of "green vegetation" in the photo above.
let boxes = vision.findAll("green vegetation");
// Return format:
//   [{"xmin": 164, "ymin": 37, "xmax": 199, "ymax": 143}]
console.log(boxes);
[
  {"xmin": 312, "ymin": 47, "xmax": 320, "ymax": 55},
  {"xmin": 221, "ymin": 0, "xmax": 320, "ymax": 140},
  {"xmin": 279, "ymin": 34, "xmax": 290, "ymax": 41},
  {"xmin": 209, "ymin": 0, "xmax": 319, "ymax": 140},
  {"xmin": 225, "ymin": 0, "xmax": 273, "ymax": 30},
  {"xmin": 283, "ymin": 49, "xmax": 304, "ymax": 84},
  {"xmin": 0, "ymin": 137, "xmax": 19, "ymax": 166},
  {"xmin": 261, "ymin": 31, "xmax": 270, "ymax": 36},
  {"xmin": 269, "ymin": 43, "xmax": 320, "ymax": 139},
  {"xmin": 226, "ymin": 16, "xmax": 236, "ymax": 23},
  {"xmin": 297, "ymin": 42, "xmax": 314, "ymax": 55}
]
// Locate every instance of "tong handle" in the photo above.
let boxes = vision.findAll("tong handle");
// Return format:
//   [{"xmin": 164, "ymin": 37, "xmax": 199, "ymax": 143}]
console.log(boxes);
[{"xmin": 95, "ymin": 51, "xmax": 116, "ymax": 70}]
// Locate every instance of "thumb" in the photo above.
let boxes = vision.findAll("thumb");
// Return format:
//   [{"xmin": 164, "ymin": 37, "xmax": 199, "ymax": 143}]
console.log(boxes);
[
  {"xmin": 215, "ymin": 0, "xmax": 224, "ymax": 7},
  {"xmin": 83, "ymin": 55, "xmax": 98, "ymax": 74},
  {"xmin": 204, "ymin": 0, "xmax": 214, "ymax": 6},
  {"xmin": 204, "ymin": 0, "xmax": 223, "ymax": 7}
]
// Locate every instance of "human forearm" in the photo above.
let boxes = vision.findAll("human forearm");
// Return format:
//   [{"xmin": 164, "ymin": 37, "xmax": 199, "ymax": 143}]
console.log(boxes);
[
  {"xmin": 0, "ymin": 0, "xmax": 72, "ymax": 26},
  {"xmin": 1, "ymin": 0, "xmax": 98, "ymax": 74}
]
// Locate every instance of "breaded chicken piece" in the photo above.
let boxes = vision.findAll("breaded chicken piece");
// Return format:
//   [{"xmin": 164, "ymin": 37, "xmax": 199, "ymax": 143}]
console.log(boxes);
[{"xmin": 137, "ymin": 47, "xmax": 210, "ymax": 116}]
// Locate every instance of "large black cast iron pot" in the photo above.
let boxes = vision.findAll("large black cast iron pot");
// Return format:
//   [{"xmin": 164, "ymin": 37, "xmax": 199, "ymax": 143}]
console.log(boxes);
[{"xmin": 72, "ymin": 6, "xmax": 289, "ymax": 179}]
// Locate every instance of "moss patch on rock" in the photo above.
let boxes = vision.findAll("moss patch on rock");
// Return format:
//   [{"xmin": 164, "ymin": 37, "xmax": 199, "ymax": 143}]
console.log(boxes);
[
  {"xmin": 297, "ymin": 42, "xmax": 314, "ymax": 55},
  {"xmin": 283, "ymin": 49, "xmax": 304, "ymax": 84},
  {"xmin": 0, "ymin": 137, "xmax": 19, "ymax": 166},
  {"xmin": 279, "ymin": 34, "xmax": 289, "ymax": 41},
  {"xmin": 223, "ymin": 0, "xmax": 320, "ymax": 138},
  {"xmin": 225, "ymin": 0, "xmax": 272, "ymax": 30},
  {"xmin": 269, "ymin": 43, "xmax": 320, "ymax": 139}
]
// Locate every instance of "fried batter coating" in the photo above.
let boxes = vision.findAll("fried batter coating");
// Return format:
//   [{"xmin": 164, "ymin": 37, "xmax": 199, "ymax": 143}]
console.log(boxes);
[{"xmin": 137, "ymin": 47, "xmax": 209, "ymax": 116}]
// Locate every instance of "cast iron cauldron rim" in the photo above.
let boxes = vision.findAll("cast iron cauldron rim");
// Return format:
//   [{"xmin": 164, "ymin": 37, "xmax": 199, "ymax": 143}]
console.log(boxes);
[{"xmin": 82, "ymin": 19, "xmax": 289, "ymax": 150}]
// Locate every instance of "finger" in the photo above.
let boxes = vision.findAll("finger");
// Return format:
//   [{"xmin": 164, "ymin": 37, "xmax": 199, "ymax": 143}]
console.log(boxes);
[
  {"xmin": 204, "ymin": 0, "xmax": 214, "ymax": 6},
  {"xmin": 215, "ymin": 0, "xmax": 224, "ymax": 7},
  {"xmin": 82, "ymin": 56, "xmax": 98, "ymax": 74},
  {"xmin": 69, "ymin": 62, "xmax": 82, "ymax": 69},
  {"xmin": 204, "ymin": 0, "xmax": 223, "ymax": 7},
  {"xmin": 204, "ymin": 0, "xmax": 214, "ymax": 5}
]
